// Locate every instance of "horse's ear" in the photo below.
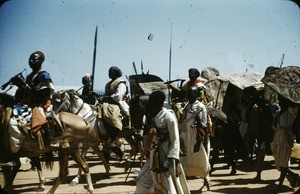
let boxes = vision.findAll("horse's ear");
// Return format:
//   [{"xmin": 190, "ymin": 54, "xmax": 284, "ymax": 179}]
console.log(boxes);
[{"xmin": 61, "ymin": 91, "xmax": 67, "ymax": 99}]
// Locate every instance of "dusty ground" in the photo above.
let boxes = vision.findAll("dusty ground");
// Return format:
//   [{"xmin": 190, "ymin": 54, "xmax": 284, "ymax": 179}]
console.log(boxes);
[{"xmin": 1, "ymin": 145, "xmax": 300, "ymax": 194}]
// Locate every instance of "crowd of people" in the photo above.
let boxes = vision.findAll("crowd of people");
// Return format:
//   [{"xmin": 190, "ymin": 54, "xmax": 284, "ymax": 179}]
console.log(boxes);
[{"xmin": 2, "ymin": 50, "xmax": 300, "ymax": 193}]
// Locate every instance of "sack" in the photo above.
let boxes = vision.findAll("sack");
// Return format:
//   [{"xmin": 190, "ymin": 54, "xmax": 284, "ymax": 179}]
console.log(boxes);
[
  {"xmin": 119, "ymin": 101, "xmax": 130, "ymax": 117},
  {"xmin": 31, "ymin": 107, "xmax": 48, "ymax": 133},
  {"xmin": 290, "ymin": 143, "xmax": 300, "ymax": 159}
]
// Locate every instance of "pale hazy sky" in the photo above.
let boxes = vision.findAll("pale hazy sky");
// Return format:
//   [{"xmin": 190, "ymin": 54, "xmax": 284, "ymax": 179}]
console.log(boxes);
[{"xmin": 0, "ymin": 0, "xmax": 299, "ymax": 92}]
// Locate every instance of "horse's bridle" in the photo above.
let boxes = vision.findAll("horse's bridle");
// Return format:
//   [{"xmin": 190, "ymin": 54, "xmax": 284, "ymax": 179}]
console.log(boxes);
[
  {"xmin": 74, "ymin": 101, "xmax": 84, "ymax": 115},
  {"xmin": 54, "ymin": 100, "xmax": 69, "ymax": 114},
  {"xmin": 60, "ymin": 93, "xmax": 93, "ymax": 119}
]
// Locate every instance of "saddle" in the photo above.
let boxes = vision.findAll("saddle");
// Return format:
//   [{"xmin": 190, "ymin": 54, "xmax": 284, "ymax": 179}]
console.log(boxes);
[{"xmin": 31, "ymin": 107, "xmax": 48, "ymax": 134}]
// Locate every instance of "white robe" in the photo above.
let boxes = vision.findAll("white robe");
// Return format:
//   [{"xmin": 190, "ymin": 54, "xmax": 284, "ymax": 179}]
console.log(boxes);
[
  {"xmin": 180, "ymin": 100, "xmax": 210, "ymax": 177},
  {"xmin": 135, "ymin": 108, "xmax": 190, "ymax": 194},
  {"xmin": 271, "ymin": 110, "xmax": 296, "ymax": 170}
]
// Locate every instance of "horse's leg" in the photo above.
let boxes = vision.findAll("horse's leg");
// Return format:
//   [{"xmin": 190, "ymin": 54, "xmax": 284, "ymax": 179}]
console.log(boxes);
[
  {"xmin": 70, "ymin": 148, "xmax": 94, "ymax": 193},
  {"xmin": 2, "ymin": 166, "xmax": 13, "ymax": 192},
  {"xmin": 90, "ymin": 144, "xmax": 111, "ymax": 177},
  {"xmin": 69, "ymin": 145, "xmax": 88, "ymax": 186},
  {"xmin": 124, "ymin": 133, "xmax": 137, "ymax": 157},
  {"xmin": 30, "ymin": 156, "xmax": 45, "ymax": 192},
  {"xmin": 2, "ymin": 157, "xmax": 21, "ymax": 192},
  {"xmin": 47, "ymin": 149, "xmax": 69, "ymax": 194},
  {"xmin": 139, "ymin": 139, "xmax": 145, "ymax": 168}
]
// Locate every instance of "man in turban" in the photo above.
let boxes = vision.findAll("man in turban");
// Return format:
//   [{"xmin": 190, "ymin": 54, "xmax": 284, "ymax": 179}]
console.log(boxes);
[{"xmin": 101, "ymin": 66, "xmax": 129, "ymax": 161}]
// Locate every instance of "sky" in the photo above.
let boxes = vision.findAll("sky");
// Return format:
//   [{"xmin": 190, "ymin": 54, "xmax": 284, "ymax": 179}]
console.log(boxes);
[{"xmin": 0, "ymin": 0, "xmax": 299, "ymax": 92}]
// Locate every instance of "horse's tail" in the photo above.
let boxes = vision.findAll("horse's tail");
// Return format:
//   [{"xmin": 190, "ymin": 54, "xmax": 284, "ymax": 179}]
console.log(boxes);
[
  {"xmin": 0, "ymin": 107, "xmax": 13, "ymax": 162},
  {"xmin": 42, "ymin": 152, "xmax": 54, "ymax": 170}
]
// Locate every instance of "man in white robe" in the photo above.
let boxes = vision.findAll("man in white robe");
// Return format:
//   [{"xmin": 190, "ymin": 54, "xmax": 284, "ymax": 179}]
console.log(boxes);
[
  {"xmin": 271, "ymin": 98, "xmax": 299, "ymax": 189},
  {"xmin": 180, "ymin": 86, "xmax": 211, "ymax": 191},
  {"xmin": 135, "ymin": 91, "xmax": 190, "ymax": 194}
]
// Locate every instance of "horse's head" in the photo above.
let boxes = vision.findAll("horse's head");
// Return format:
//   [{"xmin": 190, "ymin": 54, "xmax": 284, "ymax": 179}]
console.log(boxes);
[
  {"xmin": 52, "ymin": 89, "xmax": 84, "ymax": 114},
  {"xmin": 52, "ymin": 90, "xmax": 71, "ymax": 112}
]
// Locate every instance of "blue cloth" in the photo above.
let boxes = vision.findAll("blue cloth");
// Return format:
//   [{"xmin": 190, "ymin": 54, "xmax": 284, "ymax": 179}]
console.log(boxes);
[
  {"xmin": 33, "ymin": 71, "xmax": 52, "ymax": 85},
  {"xmin": 13, "ymin": 105, "xmax": 23, "ymax": 116}
]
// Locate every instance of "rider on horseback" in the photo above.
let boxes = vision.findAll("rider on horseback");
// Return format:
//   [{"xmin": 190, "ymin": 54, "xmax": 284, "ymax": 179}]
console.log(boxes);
[
  {"xmin": 100, "ymin": 66, "xmax": 129, "ymax": 159},
  {"xmin": 81, "ymin": 74, "xmax": 97, "ymax": 105},
  {"xmin": 9, "ymin": 51, "xmax": 56, "ymax": 149},
  {"xmin": 25, "ymin": 51, "xmax": 55, "ymax": 141},
  {"xmin": 170, "ymin": 68, "xmax": 207, "ymax": 103}
]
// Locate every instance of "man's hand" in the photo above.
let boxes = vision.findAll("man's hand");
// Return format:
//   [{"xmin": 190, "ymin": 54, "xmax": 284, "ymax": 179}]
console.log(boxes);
[
  {"xmin": 98, "ymin": 96, "xmax": 111, "ymax": 103},
  {"xmin": 162, "ymin": 158, "xmax": 176, "ymax": 171},
  {"xmin": 163, "ymin": 158, "xmax": 170, "ymax": 169},
  {"xmin": 10, "ymin": 74, "xmax": 26, "ymax": 89}
]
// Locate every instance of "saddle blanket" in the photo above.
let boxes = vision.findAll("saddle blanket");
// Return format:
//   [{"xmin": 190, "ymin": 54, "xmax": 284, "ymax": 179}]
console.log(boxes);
[{"xmin": 9, "ymin": 104, "xmax": 32, "ymax": 153}]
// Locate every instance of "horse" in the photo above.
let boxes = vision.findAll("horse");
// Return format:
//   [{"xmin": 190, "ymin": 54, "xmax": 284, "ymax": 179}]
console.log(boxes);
[
  {"xmin": 52, "ymin": 89, "xmax": 139, "ymax": 185},
  {"xmin": 0, "ymin": 75, "xmax": 96, "ymax": 193},
  {"xmin": 0, "ymin": 106, "xmax": 99, "ymax": 193},
  {"xmin": 0, "ymin": 92, "xmax": 50, "ymax": 192}
]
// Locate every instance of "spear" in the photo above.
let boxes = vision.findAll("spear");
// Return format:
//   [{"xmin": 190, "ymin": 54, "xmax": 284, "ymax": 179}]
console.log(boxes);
[
  {"xmin": 168, "ymin": 23, "xmax": 173, "ymax": 104},
  {"xmin": 91, "ymin": 26, "xmax": 98, "ymax": 91},
  {"xmin": 279, "ymin": 53, "xmax": 285, "ymax": 68}
]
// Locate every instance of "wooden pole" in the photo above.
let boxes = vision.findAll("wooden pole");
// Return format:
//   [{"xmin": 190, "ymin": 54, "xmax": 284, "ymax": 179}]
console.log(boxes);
[
  {"xmin": 91, "ymin": 26, "xmax": 98, "ymax": 91},
  {"xmin": 168, "ymin": 23, "xmax": 172, "ymax": 105}
]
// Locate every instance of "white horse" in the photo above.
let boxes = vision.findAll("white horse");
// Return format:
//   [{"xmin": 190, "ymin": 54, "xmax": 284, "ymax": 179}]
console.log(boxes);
[{"xmin": 52, "ymin": 89, "xmax": 114, "ymax": 185}]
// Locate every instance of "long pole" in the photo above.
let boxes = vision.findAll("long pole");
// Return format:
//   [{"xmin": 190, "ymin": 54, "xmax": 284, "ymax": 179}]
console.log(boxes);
[
  {"xmin": 168, "ymin": 23, "xmax": 173, "ymax": 104},
  {"xmin": 91, "ymin": 26, "xmax": 98, "ymax": 91},
  {"xmin": 279, "ymin": 53, "xmax": 285, "ymax": 68}
]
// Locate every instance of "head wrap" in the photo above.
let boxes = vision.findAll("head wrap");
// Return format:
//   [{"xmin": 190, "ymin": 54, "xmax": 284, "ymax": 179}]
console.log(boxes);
[
  {"xmin": 29, "ymin": 51, "xmax": 45, "ymax": 68},
  {"xmin": 35, "ymin": 51, "xmax": 45, "ymax": 61},
  {"xmin": 109, "ymin": 66, "xmax": 122, "ymax": 78},
  {"xmin": 264, "ymin": 66, "xmax": 279, "ymax": 76},
  {"xmin": 149, "ymin": 90, "xmax": 165, "ymax": 106},
  {"xmin": 188, "ymin": 68, "xmax": 200, "ymax": 78},
  {"xmin": 82, "ymin": 74, "xmax": 92, "ymax": 85}
]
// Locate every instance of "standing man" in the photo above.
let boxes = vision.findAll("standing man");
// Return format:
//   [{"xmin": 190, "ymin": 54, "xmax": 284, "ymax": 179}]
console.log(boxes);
[
  {"xmin": 271, "ymin": 98, "xmax": 299, "ymax": 189},
  {"xmin": 135, "ymin": 91, "xmax": 190, "ymax": 194},
  {"xmin": 180, "ymin": 86, "xmax": 210, "ymax": 191}
]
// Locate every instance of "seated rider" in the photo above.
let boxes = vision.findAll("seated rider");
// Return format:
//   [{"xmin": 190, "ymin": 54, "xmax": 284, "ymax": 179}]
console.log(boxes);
[
  {"xmin": 81, "ymin": 74, "xmax": 97, "ymax": 105},
  {"xmin": 6, "ymin": 51, "xmax": 56, "ymax": 153},
  {"xmin": 101, "ymin": 66, "xmax": 129, "ymax": 159},
  {"xmin": 24, "ymin": 51, "xmax": 55, "ymax": 144},
  {"xmin": 169, "ymin": 68, "xmax": 207, "ymax": 120},
  {"xmin": 175, "ymin": 68, "xmax": 207, "ymax": 102}
]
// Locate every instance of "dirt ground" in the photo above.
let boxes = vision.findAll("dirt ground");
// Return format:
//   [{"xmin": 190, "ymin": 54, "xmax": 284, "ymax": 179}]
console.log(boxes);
[{"xmin": 1, "ymin": 144, "xmax": 300, "ymax": 194}]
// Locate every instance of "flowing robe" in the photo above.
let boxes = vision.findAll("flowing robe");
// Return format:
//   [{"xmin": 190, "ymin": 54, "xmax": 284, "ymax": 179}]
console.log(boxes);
[
  {"xmin": 135, "ymin": 108, "xmax": 190, "ymax": 194},
  {"xmin": 180, "ymin": 100, "xmax": 210, "ymax": 177},
  {"xmin": 271, "ymin": 110, "xmax": 296, "ymax": 170}
]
